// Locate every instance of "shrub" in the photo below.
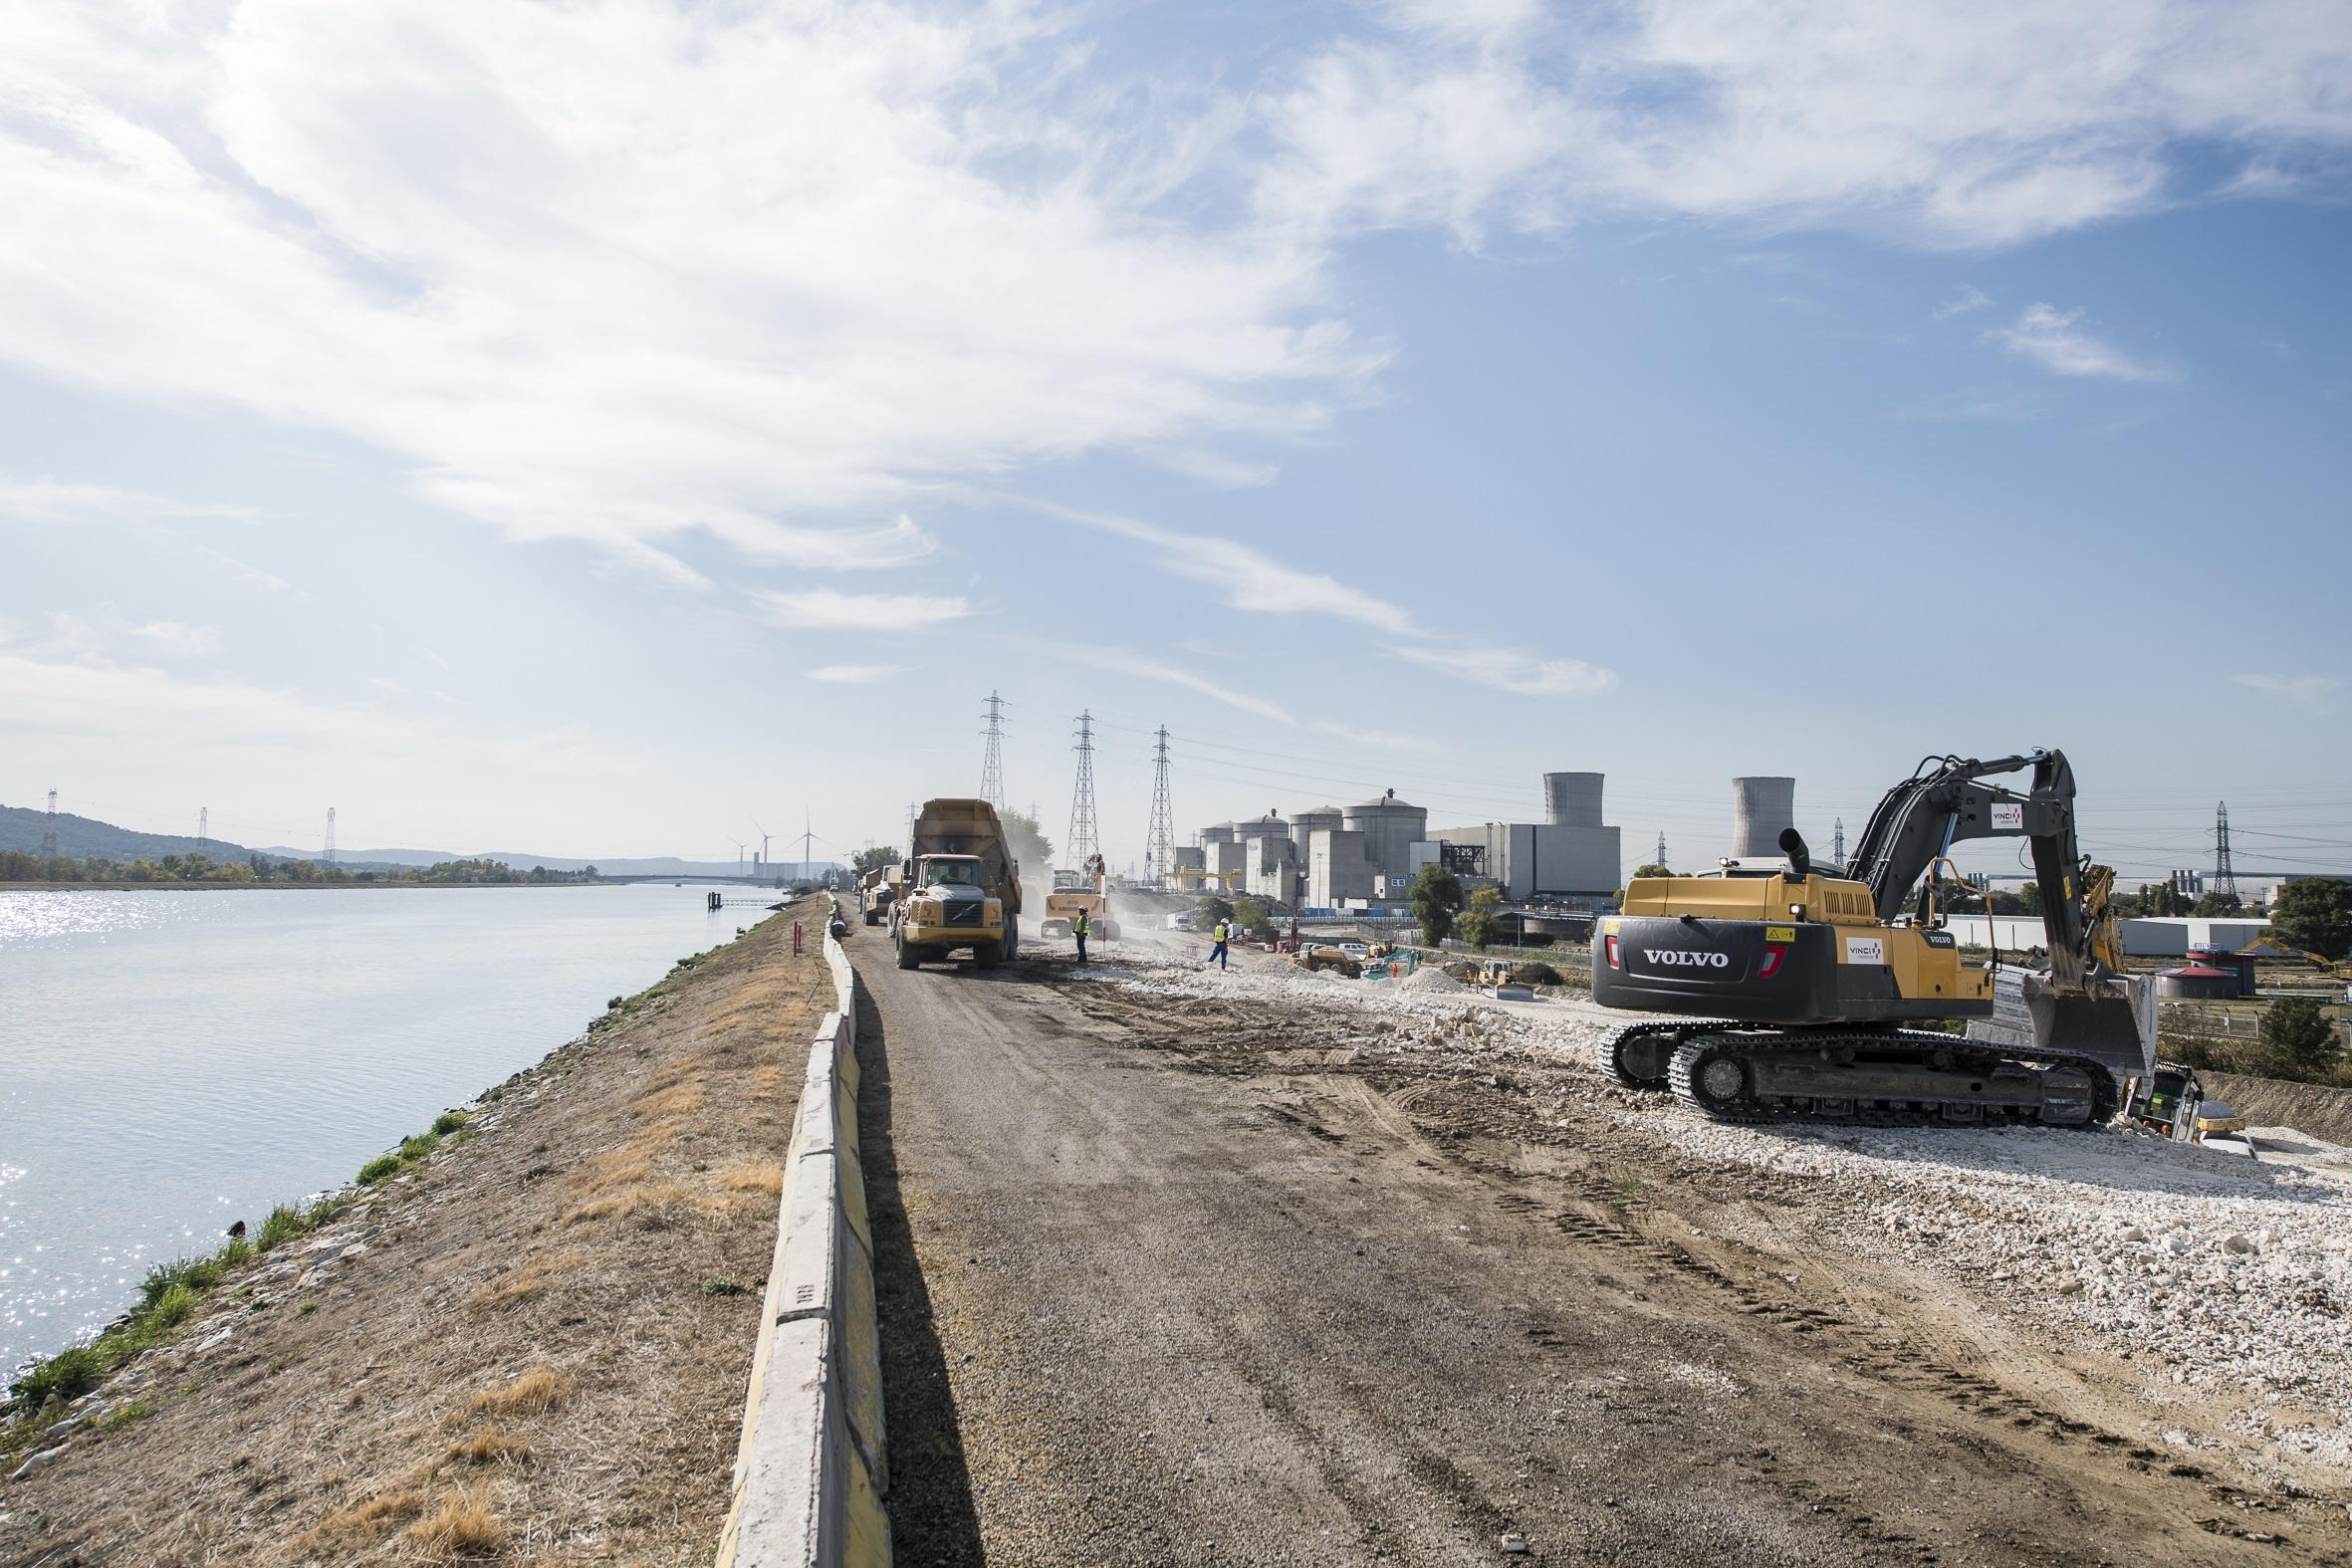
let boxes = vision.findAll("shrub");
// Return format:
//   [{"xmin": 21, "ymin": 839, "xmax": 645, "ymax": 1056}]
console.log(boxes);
[
  {"xmin": 256, "ymin": 1204, "xmax": 309, "ymax": 1250},
  {"xmin": 356, "ymin": 1154, "xmax": 404, "ymax": 1186},
  {"xmin": 141, "ymin": 1254, "xmax": 225, "ymax": 1307},
  {"xmin": 145, "ymin": 1283, "xmax": 201, "ymax": 1332},
  {"xmin": 8, "ymin": 1345, "xmax": 103, "ymax": 1411},
  {"xmin": 702, "ymin": 1276, "xmax": 748, "ymax": 1297},
  {"xmin": 2261, "ymin": 996, "xmax": 2340, "ymax": 1072},
  {"xmin": 431, "ymin": 1110, "xmax": 470, "ymax": 1137},
  {"xmin": 396, "ymin": 1132, "xmax": 440, "ymax": 1163}
]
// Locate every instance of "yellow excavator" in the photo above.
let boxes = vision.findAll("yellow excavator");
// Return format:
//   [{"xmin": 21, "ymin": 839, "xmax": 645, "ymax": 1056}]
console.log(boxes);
[{"xmin": 1592, "ymin": 750, "xmax": 2151, "ymax": 1127}]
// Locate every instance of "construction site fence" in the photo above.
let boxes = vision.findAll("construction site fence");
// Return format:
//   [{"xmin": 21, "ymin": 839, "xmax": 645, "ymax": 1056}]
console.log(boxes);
[{"xmin": 716, "ymin": 897, "xmax": 890, "ymax": 1568}]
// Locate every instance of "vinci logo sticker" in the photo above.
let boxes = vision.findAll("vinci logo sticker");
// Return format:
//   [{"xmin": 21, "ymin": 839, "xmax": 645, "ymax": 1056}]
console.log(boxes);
[
  {"xmin": 1991, "ymin": 802, "xmax": 2024, "ymax": 830},
  {"xmin": 1844, "ymin": 935, "xmax": 1887, "ymax": 965}
]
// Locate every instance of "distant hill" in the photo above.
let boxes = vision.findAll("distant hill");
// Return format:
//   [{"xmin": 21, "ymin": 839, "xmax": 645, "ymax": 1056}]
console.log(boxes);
[
  {"xmin": 3, "ymin": 804, "xmax": 260, "ymax": 865},
  {"xmin": 2, "ymin": 804, "xmax": 839, "ymax": 880}
]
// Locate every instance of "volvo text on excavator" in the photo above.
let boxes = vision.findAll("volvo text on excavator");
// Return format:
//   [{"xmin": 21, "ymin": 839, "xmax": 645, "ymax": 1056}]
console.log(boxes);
[{"xmin": 1590, "ymin": 750, "xmax": 2152, "ymax": 1127}]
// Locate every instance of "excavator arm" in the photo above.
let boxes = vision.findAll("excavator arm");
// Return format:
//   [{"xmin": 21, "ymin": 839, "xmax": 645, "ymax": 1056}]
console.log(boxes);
[{"xmin": 1842, "ymin": 749, "xmax": 2101, "ymax": 986}]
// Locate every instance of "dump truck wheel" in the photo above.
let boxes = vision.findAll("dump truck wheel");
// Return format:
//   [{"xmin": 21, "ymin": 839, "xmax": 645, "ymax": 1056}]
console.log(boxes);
[
  {"xmin": 976, "ymin": 937, "xmax": 1002, "ymax": 970},
  {"xmin": 895, "ymin": 932, "xmax": 920, "ymax": 971}
]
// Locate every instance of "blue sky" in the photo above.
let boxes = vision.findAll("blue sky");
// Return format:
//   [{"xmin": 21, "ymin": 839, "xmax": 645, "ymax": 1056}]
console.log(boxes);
[{"xmin": 2, "ymin": 0, "xmax": 2347, "ymax": 883}]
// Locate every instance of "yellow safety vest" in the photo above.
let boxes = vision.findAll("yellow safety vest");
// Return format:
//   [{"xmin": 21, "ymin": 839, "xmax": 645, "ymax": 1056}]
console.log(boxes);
[
  {"xmin": 1072, "ymin": 911, "xmax": 1089, "ymax": 934},
  {"xmin": 1214, "ymin": 922, "xmax": 1230, "ymax": 942}
]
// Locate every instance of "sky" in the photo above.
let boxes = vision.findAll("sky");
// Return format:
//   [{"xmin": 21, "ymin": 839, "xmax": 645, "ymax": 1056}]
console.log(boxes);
[{"xmin": 2, "ymin": 0, "xmax": 2348, "ymax": 884}]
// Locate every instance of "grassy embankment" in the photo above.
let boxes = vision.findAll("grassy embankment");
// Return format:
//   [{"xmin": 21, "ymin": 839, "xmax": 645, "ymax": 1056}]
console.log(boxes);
[{"xmin": 0, "ymin": 935, "xmax": 750, "ymax": 1463}]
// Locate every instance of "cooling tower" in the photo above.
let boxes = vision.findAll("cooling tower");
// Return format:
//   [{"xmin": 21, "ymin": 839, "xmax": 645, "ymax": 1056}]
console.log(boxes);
[
  {"xmin": 1732, "ymin": 777, "xmax": 1796, "ymax": 857},
  {"xmin": 1542, "ymin": 772, "xmax": 1605, "ymax": 828}
]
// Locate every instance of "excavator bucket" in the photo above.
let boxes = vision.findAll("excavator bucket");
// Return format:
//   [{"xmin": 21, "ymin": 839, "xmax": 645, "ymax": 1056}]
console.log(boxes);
[{"xmin": 1969, "ymin": 971, "xmax": 2155, "ymax": 1082}]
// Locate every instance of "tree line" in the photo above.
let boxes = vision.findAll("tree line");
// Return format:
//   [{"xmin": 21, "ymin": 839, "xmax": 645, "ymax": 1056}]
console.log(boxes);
[{"xmin": 0, "ymin": 850, "xmax": 600, "ymax": 885}]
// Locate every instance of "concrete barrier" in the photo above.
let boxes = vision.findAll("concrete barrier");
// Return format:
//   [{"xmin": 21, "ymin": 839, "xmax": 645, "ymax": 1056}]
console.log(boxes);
[{"xmin": 717, "ymin": 898, "xmax": 891, "ymax": 1567}]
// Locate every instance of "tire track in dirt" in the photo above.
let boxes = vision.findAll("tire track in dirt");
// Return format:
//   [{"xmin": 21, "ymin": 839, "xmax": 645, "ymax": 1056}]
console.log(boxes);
[{"xmin": 1057, "ymin": 974, "xmax": 2352, "ymax": 1561}]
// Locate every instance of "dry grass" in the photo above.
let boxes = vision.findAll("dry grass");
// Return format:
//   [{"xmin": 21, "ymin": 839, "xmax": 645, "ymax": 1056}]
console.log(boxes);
[
  {"xmin": 296, "ymin": 1486, "xmax": 426, "ymax": 1549},
  {"xmin": 632, "ymin": 1081, "xmax": 706, "ymax": 1118},
  {"xmin": 464, "ymin": 1369, "xmax": 573, "ymax": 1418},
  {"xmin": 561, "ymin": 1181, "xmax": 693, "ymax": 1227},
  {"xmin": 716, "ymin": 1161, "xmax": 785, "ymax": 1196},
  {"xmin": 443, "ymin": 1428, "xmax": 533, "ymax": 1467},
  {"xmin": 410, "ymin": 1487, "xmax": 505, "ymax": 1558},
  {"xmin": 466, "ymin": 1257, "xmax": 573, "ymax": 1312},
  {"xmin": 574, "ymin": 1149, "xmax": 653, "ymax": 1191}
]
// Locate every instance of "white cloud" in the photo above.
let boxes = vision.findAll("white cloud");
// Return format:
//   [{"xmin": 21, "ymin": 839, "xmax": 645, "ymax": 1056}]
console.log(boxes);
[
  {"xmin": 0, "ymin": 4, "xmax": 1364, "ymax": 581},
  {"xmin": 751, "ymin": 588, "xmax": 970, "ymax": 630},
  {"xmin": 1985, "ymin": 304, "xmax": 2181, "ymax": 383},
  {"xmin": 2232, "ymin": 672, "xmax": 2339, "ymax": 707},
  {"xmin": 1065, "ymin": 508, "xmax": 1419, "ymax": 635},
  {"xmin": 0, "ymin": 653, "xmax": 424, "ymax": 752},
  {"xmin": 1393, "ymin": 643, "xmax": 1615, "ymax": 697},
  {"xmin": 1262, "ymin": 1, "xmax": 2352, "ymax": 250},
  {"xmin": 808, "ymin": 663, "xmax": 910, "ymax": 685},
  {"xmin": 195, "ymin": 547, "xmax": 296, "ymax": 594},
  {"xmin": 121, "ymin": 620, "xmax": 220, "ymax": 657},
  {"xmin": 0, "ymin": 477, "xmax": 253, "ymax": 525},
  {"xmin": 1014, "ymin": 636, "xmax": 1294, "ymax": 725},
  {"xmin": 1933, "ymin": 285, "xmax": 1993, "ymax": 319},
  {"xmin": 1066, "ymin": 505, "xmax": 1617, "ymax": 700}
]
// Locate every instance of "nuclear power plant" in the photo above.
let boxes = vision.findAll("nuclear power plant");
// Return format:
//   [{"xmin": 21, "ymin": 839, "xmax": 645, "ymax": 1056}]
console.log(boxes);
[
  {"xmin": 1732, "ymin": 776, "xmax": 1797, "ymax": 857},
  {"xmin": 1183, "ymin": 773, "xmax": 1623, "ymax": 911}
]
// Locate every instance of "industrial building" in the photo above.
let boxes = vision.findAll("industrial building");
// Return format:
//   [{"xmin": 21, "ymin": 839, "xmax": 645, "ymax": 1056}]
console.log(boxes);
[
  {"xmin": 1423, "ymin": 772, "xmax": 1622, "ymax": 905},
  {"xmin": 1732, "ymin": 776, "xmax": 1796, "ymax": 857}
]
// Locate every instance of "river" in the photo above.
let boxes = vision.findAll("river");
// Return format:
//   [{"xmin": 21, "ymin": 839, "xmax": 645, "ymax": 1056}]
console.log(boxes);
[{"xmin": 0, "ymin": 883, "xmax": 775, "ymax": 1385}]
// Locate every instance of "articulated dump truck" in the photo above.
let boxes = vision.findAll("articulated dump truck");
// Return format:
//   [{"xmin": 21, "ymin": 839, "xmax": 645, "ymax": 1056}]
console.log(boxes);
[{"xmin": 892, "ymin": 797, "xmax": 1022, "ymax": 971}]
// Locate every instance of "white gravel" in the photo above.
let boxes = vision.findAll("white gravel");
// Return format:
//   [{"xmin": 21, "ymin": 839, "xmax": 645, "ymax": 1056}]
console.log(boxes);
[{"xmin": 1084, "ymin": 947, "xmax": 2352, "ymax": 1469}]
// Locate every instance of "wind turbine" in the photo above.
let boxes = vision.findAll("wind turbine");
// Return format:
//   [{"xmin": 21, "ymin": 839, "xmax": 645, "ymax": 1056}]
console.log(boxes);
[
  {"xmin": 753, "ymin": 821, "xmax": 772, "ymax": 880},
  {"xmin": 728, "ymin": 836, "xmax": 748, "ymax": 877},
  {"xmin": 800, "ymin": 806, "xmax": 817, "ymax": 881}
]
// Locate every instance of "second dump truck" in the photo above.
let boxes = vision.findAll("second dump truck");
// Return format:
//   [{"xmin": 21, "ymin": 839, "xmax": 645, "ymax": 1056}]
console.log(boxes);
[{"xmin": 892, "ymin": 797, "xmax": 1022, "ymax": 970}]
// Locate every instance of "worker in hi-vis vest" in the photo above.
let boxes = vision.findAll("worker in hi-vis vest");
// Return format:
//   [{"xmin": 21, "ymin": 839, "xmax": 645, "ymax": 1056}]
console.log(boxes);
[
  {"xmin": 1209, "ymin": 918, "xmax": 1231, "ymax": 971},
  {"xmin": 1072, "ymin": 906, "xmax": 1090, "ymax": 964}
]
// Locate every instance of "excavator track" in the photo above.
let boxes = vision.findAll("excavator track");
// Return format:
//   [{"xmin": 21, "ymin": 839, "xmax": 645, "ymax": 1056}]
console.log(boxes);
[
  {"xmin": 1665, "ymin": 1028, "xmax": 2118, "ymax": 1130},
  {"xmin": 1594, "ymin": 1019, "xmax": 1744, "ymax": 1089}
]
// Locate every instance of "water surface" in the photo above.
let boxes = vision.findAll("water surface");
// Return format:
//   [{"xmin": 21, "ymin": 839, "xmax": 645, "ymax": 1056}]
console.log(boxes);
[{"xmin": 0, "ymin": 884, "xmax": 768, "ymax": 1382}]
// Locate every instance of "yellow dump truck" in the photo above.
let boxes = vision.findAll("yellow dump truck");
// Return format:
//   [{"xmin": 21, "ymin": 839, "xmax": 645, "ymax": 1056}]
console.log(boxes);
[{"xmin": 892, "ymin": 798, "xmax": 1022, "ymax": 970}]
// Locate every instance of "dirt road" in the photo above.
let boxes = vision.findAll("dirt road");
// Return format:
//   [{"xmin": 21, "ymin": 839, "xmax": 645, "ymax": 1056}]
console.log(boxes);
[{"xmin": 854, "ymin": 935, "xmax": 2350, "ymax": 1566}]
